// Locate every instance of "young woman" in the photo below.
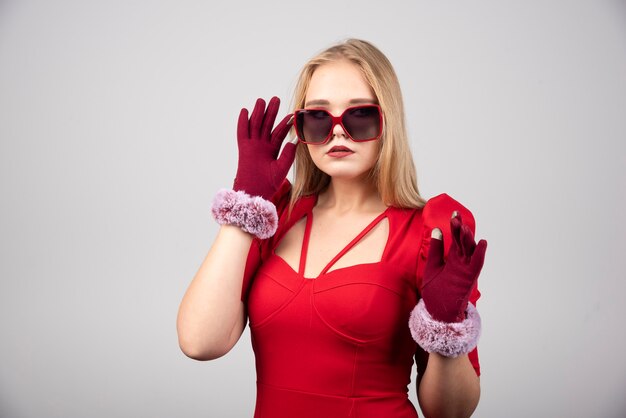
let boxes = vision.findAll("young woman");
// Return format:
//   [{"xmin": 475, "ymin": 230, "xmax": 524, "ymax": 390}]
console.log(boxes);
[{"xmin": 177, "ymin": 39, "xmax": 487, "ymax": 418}]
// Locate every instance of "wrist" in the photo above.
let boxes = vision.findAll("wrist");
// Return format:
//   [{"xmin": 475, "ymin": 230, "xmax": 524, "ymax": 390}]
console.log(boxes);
[
  {"xmin": 211, "ymin": 188, "xmax": 278, "ymax": 239},
  {"xmin": 232, "ymin": 179, "xmax": 264, "ymax": 201},
  {"xmin": 409, "ymin": 299, "xmax": 481, "ymax": 358},
  {"xmin": 419, "ymin": 290, "xmax": 470, "ymax": 323},
  {"xmin": 427, "ymin": 302, "xmax": 468, "ymax": 324}
]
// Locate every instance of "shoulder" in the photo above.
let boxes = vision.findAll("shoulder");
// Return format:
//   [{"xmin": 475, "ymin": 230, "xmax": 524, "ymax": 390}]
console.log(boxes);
[
  {"xmin": 390, "ymin": 193, "xmax": 475, "ymax": 233},
  {"xmin": 269, "ymin": 178, "xmax": 293, "ymax": 211},
  {"xmin": 416, "ymin": 193, "xmax": 477, "ymax": 268},
  {"xmin": 258, "ymin": 179, "xmax": 308, "ymax": 252},
  {"xmin": 248, "ymin": 179, "xmax": 292, "ymax": 245},
  {"xmin": 422, "ymin": 193, "xmax": 475, "ymax": 233}
]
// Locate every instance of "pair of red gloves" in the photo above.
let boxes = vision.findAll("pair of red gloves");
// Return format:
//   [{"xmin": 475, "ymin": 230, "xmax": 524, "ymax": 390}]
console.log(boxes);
[{"xmin": 231, "ymin": 97, "xmax": 487, "ymax": 329}]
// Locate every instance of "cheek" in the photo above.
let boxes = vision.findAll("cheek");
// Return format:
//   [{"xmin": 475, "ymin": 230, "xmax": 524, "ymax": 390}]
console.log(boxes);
[
  {"xmin": 306, "ymin": 145, "xmax": 324, "ymax": 164},
  {"xmin": 362, "ymin": 144, "xmax": 380, "ymax": 167}
]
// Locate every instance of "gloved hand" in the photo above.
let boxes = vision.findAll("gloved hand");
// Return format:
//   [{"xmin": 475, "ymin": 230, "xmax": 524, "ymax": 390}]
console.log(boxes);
[
  {"xmin": 233, "ymin": 96, "xmax": 297, "ymax": 201},
  {"xmin": 420, "ymin": 212, "xmax": 487, "ymax": 323}
]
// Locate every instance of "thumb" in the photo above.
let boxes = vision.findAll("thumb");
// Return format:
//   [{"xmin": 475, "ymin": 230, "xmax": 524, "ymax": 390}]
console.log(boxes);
[
  {"xmin": 274, "ymin": 141, "xmax": 298, "ymax": 181},
  {"xmin": 425, "ymin": 228, "xmax": 445, "ymax": 270},
  {"xmin": 469, "ymin": 239, "xmax": 487, "ymax": 276}
]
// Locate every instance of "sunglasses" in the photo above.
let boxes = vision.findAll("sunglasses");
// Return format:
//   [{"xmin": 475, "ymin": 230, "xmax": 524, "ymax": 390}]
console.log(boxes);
[{"xmin": 293, "ymin": 104, "xmax": 383, "ymax": 145}]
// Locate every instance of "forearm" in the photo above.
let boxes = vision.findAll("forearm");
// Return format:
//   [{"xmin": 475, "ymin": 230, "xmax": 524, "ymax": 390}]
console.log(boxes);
[
  {"xmin": 417, "ymin": 353, "xmax": 480, "ymax": 418},
  {"xmin": 177, "ymin": 225, "xmax": 253, "ymax": 360}
]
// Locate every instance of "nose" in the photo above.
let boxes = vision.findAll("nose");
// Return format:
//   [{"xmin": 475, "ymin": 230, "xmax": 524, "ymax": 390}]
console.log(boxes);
[{"xmin": 330, "ymin": 119, "xmax": 348, "ymax": 140}]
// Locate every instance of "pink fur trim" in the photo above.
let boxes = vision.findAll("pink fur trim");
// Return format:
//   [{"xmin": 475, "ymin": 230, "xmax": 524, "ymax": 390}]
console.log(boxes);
[
  {"xmin": 409, "ymin": 299, "xmax": 481, "ymax": 357},
  {"xmin": 211, "ymin": 189, "xmax": 278, "ymax": 239}
]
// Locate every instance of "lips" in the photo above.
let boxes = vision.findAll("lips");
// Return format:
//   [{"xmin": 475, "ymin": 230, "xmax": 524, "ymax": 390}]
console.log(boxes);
[{"xmin": 328, "ymin": 146, "xmax": 353, "ymax": 153}]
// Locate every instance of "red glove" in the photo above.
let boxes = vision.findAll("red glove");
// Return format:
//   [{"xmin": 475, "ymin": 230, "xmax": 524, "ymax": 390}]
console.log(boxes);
[
  {"xmin": 420, "ymin": 213, "xmax": 487, "ymax": 323},
  {"xmin": 233, "ymin": 97, "xmax": 297, "ymax": 201}
]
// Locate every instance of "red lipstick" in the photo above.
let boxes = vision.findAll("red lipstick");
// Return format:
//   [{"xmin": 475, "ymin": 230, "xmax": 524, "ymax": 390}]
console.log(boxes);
[{"xmin": 327, "ymin": 145, "xmax": 354, "ymax": 158}]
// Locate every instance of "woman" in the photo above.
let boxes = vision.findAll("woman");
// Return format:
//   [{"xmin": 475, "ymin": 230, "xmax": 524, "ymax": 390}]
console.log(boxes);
[{"xmin": 177, "ymin": 39, "xmax": 487, "ymax": 418}]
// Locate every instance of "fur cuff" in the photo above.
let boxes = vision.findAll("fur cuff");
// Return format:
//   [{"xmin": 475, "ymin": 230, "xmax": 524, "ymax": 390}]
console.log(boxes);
[
  {"xmin": 409, "ymin": 299, "xmax": 481, "ymax": 358},
  {"xmin": 211, "ymin": 189, "xmax": 278, "ymax": 240}
]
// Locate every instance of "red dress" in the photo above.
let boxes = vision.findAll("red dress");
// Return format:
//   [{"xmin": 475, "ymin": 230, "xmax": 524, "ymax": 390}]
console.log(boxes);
[{"xmin": 241, "ymin": 180, "xmax": 481, "ymax": 418}]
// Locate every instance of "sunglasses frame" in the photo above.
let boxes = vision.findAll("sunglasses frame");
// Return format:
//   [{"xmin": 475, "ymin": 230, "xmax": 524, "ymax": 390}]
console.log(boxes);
[{"xmin": 293, "ymin": 104, "xmax": 384, "ymax": 145}]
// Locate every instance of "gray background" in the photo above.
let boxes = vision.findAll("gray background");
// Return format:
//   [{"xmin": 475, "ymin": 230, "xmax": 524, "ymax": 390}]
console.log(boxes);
[{"xmin": 1, "ymin": 0, "xmax": 625, "ymax": 417}]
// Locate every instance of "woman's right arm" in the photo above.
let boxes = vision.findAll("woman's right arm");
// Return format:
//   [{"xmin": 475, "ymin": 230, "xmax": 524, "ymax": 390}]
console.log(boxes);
[
  {"xmin": 176, "ymin": 96, "xmax": 296, "ymax": 360},
  {"xmin": 176, "ymin": 225, "xmax": 253, "ymax": 360}
]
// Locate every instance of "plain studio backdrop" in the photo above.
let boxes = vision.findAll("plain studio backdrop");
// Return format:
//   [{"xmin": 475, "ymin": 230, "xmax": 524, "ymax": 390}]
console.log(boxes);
[{"xmin": 1, "ymin": 0, "xmax": 625, "ymax": 417}]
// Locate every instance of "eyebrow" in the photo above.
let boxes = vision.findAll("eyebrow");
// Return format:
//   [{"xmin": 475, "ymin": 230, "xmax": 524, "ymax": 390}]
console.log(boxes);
[{"xmin": 304, "ymin": 98, "xmax": 377, "ymax": 107}]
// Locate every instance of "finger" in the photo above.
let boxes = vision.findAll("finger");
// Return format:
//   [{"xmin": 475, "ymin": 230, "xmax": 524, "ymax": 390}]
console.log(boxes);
[
  {"xmin": 425, "ymin": 228, "xmax": 444, "ymax": 268},
  {"xmin": 270, "ymin": 113, "xmax": 294, "ymax": 148},
  {"xmin": 450, "ymin": 215, "xmax": 463, "ymax": 256},
  {"xmin": 249, "ymin": 98, "xmax": 266, "ymax": 138},
  {"xmin": 237, "ymin": 108, "xmax": 250, "ymax": 140},
  {"xmin": 274, "ymin": 142, "xmax": 298, "ymax": 181},
  {"xmin": 460, "ymin": 224, "xmax": 477, "ymax": 257},
  {"xmin": 261, "ymin": 96, "xmax": 280, "ymax": 140},
  {"xmin": 469, "ymin": 239, "xmax": 488, "ymax": 276}
]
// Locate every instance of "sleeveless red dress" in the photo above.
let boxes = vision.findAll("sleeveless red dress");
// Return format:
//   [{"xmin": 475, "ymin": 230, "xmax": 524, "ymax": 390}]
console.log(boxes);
[{"xmin": 240, "ymin": 180, "xmax": 481, "ymax": 418}]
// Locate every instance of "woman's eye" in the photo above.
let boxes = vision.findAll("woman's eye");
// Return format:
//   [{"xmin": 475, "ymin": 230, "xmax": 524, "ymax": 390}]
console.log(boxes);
[
  {"xmin": 309, "ymin": 110, "xmax": 328, "ymax": 119},
  {"xmin": 350, "ymin": 108, "xmax": 374, "ymax": 117}
]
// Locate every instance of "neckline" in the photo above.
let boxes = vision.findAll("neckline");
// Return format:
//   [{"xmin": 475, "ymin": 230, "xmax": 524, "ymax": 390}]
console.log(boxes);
[{"xmin": 297, "ymin": 193, "xmax": 392, "ymax": 279}]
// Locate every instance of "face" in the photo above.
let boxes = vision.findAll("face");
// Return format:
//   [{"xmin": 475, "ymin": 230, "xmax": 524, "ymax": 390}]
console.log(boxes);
[{"xmin": 303, "ymin": 59, "xmax": 381, "ymax": 182}]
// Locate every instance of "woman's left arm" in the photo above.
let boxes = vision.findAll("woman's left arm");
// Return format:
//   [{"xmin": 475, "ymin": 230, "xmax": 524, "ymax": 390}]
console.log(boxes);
[
  {"xmin": 417, "ymin": 353, "xmax": 480, "ymax": 418},
  {"xmin": 410, "ymin": 210, "xmax": 487, "ymax": 418}
]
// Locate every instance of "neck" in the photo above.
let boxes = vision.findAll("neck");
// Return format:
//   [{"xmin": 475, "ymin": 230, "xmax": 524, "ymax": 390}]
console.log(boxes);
[{"xmin": 317, "ymin": 175, "xmax": 385, "ymax": 214}]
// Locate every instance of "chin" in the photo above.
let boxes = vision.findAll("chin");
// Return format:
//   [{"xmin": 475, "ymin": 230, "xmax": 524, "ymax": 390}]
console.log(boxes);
[
  {"xmin": 318, "ymin": 166, "xmax": 372, "ymax": 181},
  {"xmin": 310, "ymin": 153, "xmax": 377, "ymax": 181}
]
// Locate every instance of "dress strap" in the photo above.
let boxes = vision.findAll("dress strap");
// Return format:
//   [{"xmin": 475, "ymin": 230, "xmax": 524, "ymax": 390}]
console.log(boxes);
[
  {"xmin": 319, "ymin": 209, "xmax": 390, "ymax": 276},
  {"xmin": 298, "ymin": 212, "xmax": 314, "ymax": 276}
]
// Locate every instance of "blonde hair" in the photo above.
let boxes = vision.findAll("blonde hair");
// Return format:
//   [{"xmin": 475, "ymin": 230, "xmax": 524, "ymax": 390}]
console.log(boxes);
[{"xmin": 287, "ymin": 38, "xmax": 426, "ymax": 216}]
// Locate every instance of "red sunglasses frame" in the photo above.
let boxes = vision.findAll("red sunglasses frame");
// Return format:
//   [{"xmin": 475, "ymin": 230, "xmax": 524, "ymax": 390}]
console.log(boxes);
[{"xmin": 293, "ymin": 104, "xmax": 384, "ymax": 145}]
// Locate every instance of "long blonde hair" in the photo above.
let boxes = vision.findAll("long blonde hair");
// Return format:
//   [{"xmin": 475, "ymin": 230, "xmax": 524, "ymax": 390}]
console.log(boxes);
[{"xmin": 287, "ymin": 39, "xmax": 426, "ymax": 216}]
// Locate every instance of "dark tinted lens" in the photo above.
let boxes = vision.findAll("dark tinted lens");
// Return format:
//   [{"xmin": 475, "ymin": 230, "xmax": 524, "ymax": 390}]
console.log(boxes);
[
  {"xmin": 296, "ymin": 110, "xmax": 332, "ymax": 143},
  {"xmin": 342, "ymin": 106, "xmax": 381, "ymax": 140}
]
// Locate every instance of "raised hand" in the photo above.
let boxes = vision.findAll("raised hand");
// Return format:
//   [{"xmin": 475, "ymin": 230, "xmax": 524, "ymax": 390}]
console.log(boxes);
[
  {"xmin": 420, "ymin": 212, "xmax": 487, "ymax": 323},
  {"xmin": 233, "ymin": 96, "xmax": 297, "ymax": 200}
]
